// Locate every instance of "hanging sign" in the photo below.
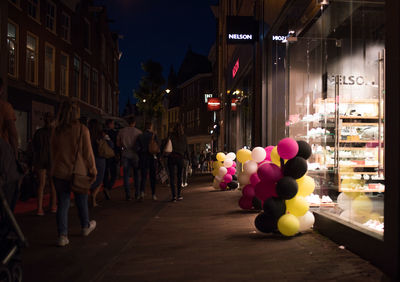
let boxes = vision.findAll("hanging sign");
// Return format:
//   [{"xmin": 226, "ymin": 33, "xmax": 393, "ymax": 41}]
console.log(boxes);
[
  {"xmin": 207, "ymin": 98, "xmax": 221, "ymax": 111},
  {"xmin": 226, "ymin": 16, "xmax": 258, "ymax": 44},
  {"xmin": 231, "ymin": 98, "xmax": 238, "ymax": 111},
  {"xmin": 232, "ymin": 59, "xmax": 239, "ymax": 78}
]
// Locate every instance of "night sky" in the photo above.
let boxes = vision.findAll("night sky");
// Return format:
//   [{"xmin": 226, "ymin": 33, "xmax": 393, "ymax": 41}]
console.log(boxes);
[{"xmin": 97, "ymin": 0, "xmax": 219, "ymax": 114}]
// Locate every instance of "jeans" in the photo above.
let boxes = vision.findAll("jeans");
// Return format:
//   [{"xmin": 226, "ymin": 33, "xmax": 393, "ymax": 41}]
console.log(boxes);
[
  {"xmin": 103, "ymin": 157, "xmax": 117, "ymax": 190},
  {"xmin": 122, "ymin": 157, "xmax": 140, "ymax": 199},
  {"xmin": 168, "ymin": 154, "xmax": 184, "ymax": 199},
  {"xmin": 91, "ymin": 157, "xmax": 106, "ymax": 190},
  {"xmin": 182, "ymin": 159, "xmax": 189, "ymax": 185},
  {"xmin": 140, "ymin": 155, "xmax": 156, "ymax": 196},
  {"xmin": 54, "ymin": 178, "xmax": 90, "ymax": 236}
]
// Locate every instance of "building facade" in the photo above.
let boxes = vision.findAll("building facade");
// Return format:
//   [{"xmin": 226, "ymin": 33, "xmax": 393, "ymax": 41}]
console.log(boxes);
[{"xmin": 4, "ymin": 0, "xmax": 119, "ymax": 150}]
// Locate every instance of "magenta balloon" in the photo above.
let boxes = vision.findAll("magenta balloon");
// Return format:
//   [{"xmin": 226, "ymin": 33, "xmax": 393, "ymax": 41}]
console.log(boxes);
[
  {"xmin": 254, "ymin": 181, "xmax": 277, "ymax": 201},
  {"xmin": 219, "ymin": 182, "xmax": 227, "ymax": 190},
  {"xmin": 250, "ymin": 173, "xmax": 261, "ymax": 186},
  {"xmin": 264, "ymin": 146, "xmax": 274, "ymax": 161},
  {"xmin": 227, "ymin": 167, "xmax": 236, "ymax": 175},
  {"xmin": 232, "ymin": 161, "xmax": 237, "ymax": 168},
  {"xmin": 258, "ymin": 160, "xmax": 270, "ymax": 167},
  {"xmin": 239, "ymin": 196, "xmax": 253, "ymax": 210},
  {"xmin": 277, "ymin": 138, "xmax": 299, "ymax": 159},
  {"xmin": 257, "ymin": 163, "xmax": 283, "ymax": 183},
  {"xmin": 242, "ymin": 185, "xmax": 255, "ymax": 198},
  {"xmin": 223, "ymin": 173, "xmax": 233, "ymax": 183}
]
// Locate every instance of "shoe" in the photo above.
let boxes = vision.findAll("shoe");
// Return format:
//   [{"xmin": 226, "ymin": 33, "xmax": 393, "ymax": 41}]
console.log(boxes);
[
  {"xmin": 57, "ymin": 235, "xmax": 69, "ymax": 247},
  {"xmin": 82, "ymin": 220, "xmax": 96, "ymax": 236},
  {"xmin": 37, "ymin": 210, "xmax": 45, "ymax": 216},
  {"xmin": 103, "ymin": 189, "xmax": 111, "ymax": 200},
  {"xmin": 152, "ymin": 195, "xmax": 158, "ymax": 201},
  {"xmin": 177, "ymin": 196, "xmax": 183, "ymax": 201},
  {"xmin": 170, "ymin": 198, "xmax": 177, "ymax": 202}
]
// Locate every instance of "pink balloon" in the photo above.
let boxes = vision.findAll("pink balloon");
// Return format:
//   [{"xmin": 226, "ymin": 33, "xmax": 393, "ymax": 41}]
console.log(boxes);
[
  {"xmin": 254, "ymin": 181, "xmax": 277, "ymax": 201},
  {"xmin": 223, "ymin": 173, "xmax": 233, "ymax": 183},
  {"xmin": 264, "ymin": 146, "xmax": 274, "ymax": 161},
  {"xmin": 220, "ymin": 182, "xmax": 227, "ymax": 190},
  {"xmin": 258, "ymin": 160, "xmax": 270, "ymax": 167},
  {"xmin": 242, "ymin": 185, "xmax": 255, "ymax": 198},
  {"xmin": 232, "ymin": 161, "xmax": 237, "ymax": 168},
  {"xmin": 277, "ymin": 138, "xmax": 299, "ymax": 159},
  {"xmin": 250, "ymin": 173, "xmax": 261, "ymax": 186},
  {"xmin": 239, "ymin": 196, "xmax": 253, "ymax": 210},
  {"xmin": 257, "ymin": 163, "xmax": 283, "ymax": 183},
  {"xmin": 227, "ymin": 167, "xmax": 236, "ymax": 175}
]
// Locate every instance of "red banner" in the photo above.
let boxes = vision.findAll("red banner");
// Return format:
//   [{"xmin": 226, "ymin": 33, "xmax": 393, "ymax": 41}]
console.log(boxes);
[
  {"xmin": 207, "ymin": 98, "xmax": 221, "ymax": 111},
  {"xmin": 231, "ymin": 98, "xmax": 238, "ymax": 111}
]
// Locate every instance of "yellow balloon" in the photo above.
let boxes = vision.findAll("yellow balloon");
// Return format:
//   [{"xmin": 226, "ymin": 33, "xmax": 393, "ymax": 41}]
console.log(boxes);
[
  {"xmin": 352, "ymin": 195, "xmax": 373, "ymax": 216},
  {"xmin": 236, "ymin": 148, "xmax": 252, "ymax": 163},
  {"xmin": 286, "ymin": 196, "xmax": 309, "ymax": 217},
  {"xmin": 216, "ymin": 152, "xmax": 226, "ymax": 162},
  {"xmin": 278, "ymin": 214, "xmax": 300, "ymax": 236},
  {"xmin": 213, "ymin": 161, "xmax": 222, "ymax": 170},
  {"xmin": 212, "ymin": 169, "xmax": 218, "ymax": 176},
  {"xmin": 296, "ymin": 175, "xmax": 315, "ymax": 196},
  {"xmin": 270, "ymin": 146, "xmax": 281, "ymax": 167}
]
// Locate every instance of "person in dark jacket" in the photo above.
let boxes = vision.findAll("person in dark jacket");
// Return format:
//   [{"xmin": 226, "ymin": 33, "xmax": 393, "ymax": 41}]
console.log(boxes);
[
  {"xmin": 168, "ymin": 122, "xmax": 188, "ymax": 202},
  {"xmin": 32, "ymin": 112, "xmax": 57, "ymax": 215},
  {"xmin": 136, "ymin": 121, "xmax": 159, "ymax": 201},
  {"xmin": 103, "ymin": 119, "xmax": 118, "ymax": 200}
]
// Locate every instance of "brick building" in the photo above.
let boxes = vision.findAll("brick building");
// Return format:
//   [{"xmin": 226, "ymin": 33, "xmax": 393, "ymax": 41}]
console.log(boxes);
[{"xmin": 3, "ymin": 0, "xmax": 119, "ymax": 150}]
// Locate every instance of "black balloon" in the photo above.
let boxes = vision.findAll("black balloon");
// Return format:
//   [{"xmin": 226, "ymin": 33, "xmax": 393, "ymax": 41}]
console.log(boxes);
[
  {"xmin": 252, "ymin": 196, "xmax": 263, "ymax": 210},
  {"xmin": 254, "ymin": 212, "xmax": 277, "ymax": 233},
  {"xmin": 283, "ymin": 157, "xmax": 308, "ymax": 179},
  {"xmin": 296, "ymin": 141, "xmax": 312, "ymax": 160},
  {"xmin": 276, "ymin": 177, "xmax": 298, "ymax": 199},
  {"xmin": 263, "ymin": 197, "xmax": 286, "ymax": 219},
  {"xmin": 232, "ymin": 175, "xmax": 238, "ymax": 181},
  {"xmin": 227, "ymin": 181, "xmax": 239, "ymax": 189}
]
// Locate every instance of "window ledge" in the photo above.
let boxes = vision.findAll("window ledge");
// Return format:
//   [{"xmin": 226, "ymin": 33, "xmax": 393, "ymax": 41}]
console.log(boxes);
[
  {"xmin": 46, "ymin": 27, "xmax": 57, "ymax": 36},
  {"xmin": 28, "ymin": 16, "xmax": 41, "ymax": 25}
]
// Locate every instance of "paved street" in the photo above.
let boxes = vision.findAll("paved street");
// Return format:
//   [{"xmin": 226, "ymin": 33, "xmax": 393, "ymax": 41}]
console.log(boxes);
[{"xmin": 17, "ymin": 175, "xmax": 387, "ymax": 282}]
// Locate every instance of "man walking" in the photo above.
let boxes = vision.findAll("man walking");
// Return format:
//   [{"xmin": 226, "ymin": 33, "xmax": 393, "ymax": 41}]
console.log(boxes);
[
  {"xmin": 117, "ymin": 117, "xmax": 142, "ymax": 201},
  {"xmin": 103, "ymin": 119, "xmax": 118, "ymax": 199}
]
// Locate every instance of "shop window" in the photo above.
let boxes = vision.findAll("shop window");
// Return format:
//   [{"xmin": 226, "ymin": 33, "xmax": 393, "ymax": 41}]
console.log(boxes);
[
  {"xmin": 44, "ymin": 43, "xmax": 55, "ymax": 91},
  {"xmin": 26, "ymin": 33, "xmax": 38, "ymax": 85},
  {"xmin": 72, "ymin": 56, "xmax": 80, "ymax": 97},
  {"xmin": 46, "ymin": 1, "xmax": 56, "ymax": 33},
  {"xmin": 91, "ymin": 69, "xmax": 98, "ymax": 106},
  {"xmin": 7, "ymin": 21, "xmax": 18, "ymax": 78},
  {"xmin": 28, "ymin": 0, "xmax": 40, "ymax": 22},
  {"xmin": 60, "ymin": 52, "xmax": 69, "ymax": 96},
  {"xmin": 82, "ymin": 63, "xmax": 90, "ymax": 102},
  {"xmin": 60, "ymin": 12, "xmax": 70, "ymax": 42}
]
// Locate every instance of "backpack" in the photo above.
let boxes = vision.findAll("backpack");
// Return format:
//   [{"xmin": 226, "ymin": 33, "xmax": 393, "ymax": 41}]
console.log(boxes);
[{"xmin": 148, "ymin": 133, "xmax": 160, "ymax": 154}]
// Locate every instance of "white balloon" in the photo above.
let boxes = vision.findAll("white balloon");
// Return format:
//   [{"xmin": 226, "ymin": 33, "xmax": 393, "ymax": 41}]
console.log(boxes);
[
  {"xmin": 223, "ymin": 158, "xmax": 233, "ymax": 168},
  {"xmin": 226, "ymin": 152, "xmax": 236, "ymax": 160},
  {"xmin": 218, "ymin": 167, "xmax": 227, "ymax": 177},
  {"xmin": 337, "ymin": 192, "xmax": 352, "ymax": 211},
  {"xmin": 251, "ymin": 147, "xmax": 267, "ymax": 163},
  {"xmin": 243, "ymin": 160, "xmax": 258, "ymax": 175},
  {"xmin": 298, "ymin": 211, "xmax": 315, "ymax": 232},
  {"xmin": 238, "ymin": 172, "xmax": 250, "ymax": 185}
]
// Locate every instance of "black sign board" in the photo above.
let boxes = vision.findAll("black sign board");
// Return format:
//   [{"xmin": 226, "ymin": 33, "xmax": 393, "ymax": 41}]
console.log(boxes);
[{"xmin": 226, "ymin": 16, "xmax": 258, "ymax": 44}]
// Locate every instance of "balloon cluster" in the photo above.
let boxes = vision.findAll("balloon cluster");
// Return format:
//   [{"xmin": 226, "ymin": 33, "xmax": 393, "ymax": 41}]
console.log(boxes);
[{"xmin": 211, "ymin": 152, "xmax": 239, "ymax": 190}]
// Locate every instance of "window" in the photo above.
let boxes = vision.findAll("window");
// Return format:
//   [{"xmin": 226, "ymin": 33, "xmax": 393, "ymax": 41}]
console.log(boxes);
[
  {"xmin": 73, "ymin": 57, "xmax": 80, "ymax": 97},
  {"xmin": 46, "ymin": 1, "xmax": 56, "ymax": 33},
  {"xmin": 60, "ymin": 12, "xmax": 70, "ymax": 42},
  {"xmin": 26, "ymin": 33, "xmax": 38, "ymax": 84},
  {"xmin": 91, "ymin": 70, "xmax": 98, "ymax": 106},
  {"xmin": 100, "ymin": 75, "xmax": 105, "ymax": 109},
  {"xmin": 44, "ymin": 43, "xmax": 55, "ymax": 91},
  {"xmin": 7, "ymin": 21, "xmax": 18, "ymax": 77},
  {"xmin": 101, "ymin": 35, "xmax": 106, "ymax": 65},
  {"xmin": 82, "ymin": 64, "xmax": 90, "ymax": 102},
  {"xmin": 60, "ymin": 52, "xmax": 69, "ymax": 96},
  {"xmin": 28, "ymin": 0, "xmax": 40, "ymax": 21},
  {"xmin": 84, "ymin": 19, "xmax": 90, "ymax": 50}
]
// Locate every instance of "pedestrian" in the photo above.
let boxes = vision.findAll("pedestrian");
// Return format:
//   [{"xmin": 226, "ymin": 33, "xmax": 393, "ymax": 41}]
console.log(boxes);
[
  {"xmin": 0, "ymin": 77, "xmax": 18, "ymax": 156},
  {"xmin": 103, "ymin": 119, "xmax": 118, "ymax": 200},
  {"xmin": 32, "ymin": 112, "xmax": 57, "ymax": 215},
  {"xmin": 168, "ymin": 122, "xmax": 188, "ymax": 202},
  {"xmin": 117, "ymin": 117, "xmax": 142, "ymax": 201},
  {"xmin": 136, "ymin": 121, "xmax": 159, "ymax": 201},
  {"xmin": 88, "ymin": 119, "xmax": 108, "ymax": 207},
  {"xmin": 51, "ymin": 100, "xmax": 97, "ymax": 247}
]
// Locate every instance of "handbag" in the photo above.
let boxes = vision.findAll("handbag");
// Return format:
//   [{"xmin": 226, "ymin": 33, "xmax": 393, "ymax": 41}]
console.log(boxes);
[
  {"xmin": 98, "ymin": 139, "xmax": 115, "ymax": 159},
  {"xmin": 71, "ymin": 125, "xmax": 95, "ymax": 194},
  {"xmin": 164, "ymin": 138, "xmax": 173, "ymax": 153},
  {"xmin": 148, "ymin": 133, "xmax": 160, "ymax": 154}
]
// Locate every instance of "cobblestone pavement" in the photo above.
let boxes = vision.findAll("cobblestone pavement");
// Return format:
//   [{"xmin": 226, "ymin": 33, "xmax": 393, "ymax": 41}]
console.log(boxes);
[{"xmin": 17, "ymin": 175, "xmax": 388, "ymax": 282}]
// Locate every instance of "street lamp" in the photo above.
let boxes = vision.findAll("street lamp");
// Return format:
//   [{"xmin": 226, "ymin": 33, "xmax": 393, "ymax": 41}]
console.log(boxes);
[
  {"xmin": 143, "ymin": 99, "xmax": 146, "ymax": 103},
  {"xmin": 165, "ymin": 89, "xmax": 171, "ymax": 94}
]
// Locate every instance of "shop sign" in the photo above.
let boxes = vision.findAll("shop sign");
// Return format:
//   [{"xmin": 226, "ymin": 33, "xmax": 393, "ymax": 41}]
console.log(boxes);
[
  {"xmin": 231, "ymin": 98, "xmax": 238, "ymax": 111},
  {"xmin": 226, "ymin": 16, "xmax": 257, "ymax": 44},
  {"xmin": 232, "ymin": 59, "xmax": 239, "ymax": 78},
  {"xmin": 207, "ymin": 98, "xmax": 221, "ymax": 111},
  {"xmin": 204, "ymin": 93, "xmax": 213, "ymax": 103},
  {"xmin": 272, "ymin": 35, "xmax": 287, "ymax": 42}
]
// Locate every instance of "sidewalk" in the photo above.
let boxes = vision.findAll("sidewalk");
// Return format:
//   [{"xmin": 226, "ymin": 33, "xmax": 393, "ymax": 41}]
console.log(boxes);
[{"xmin": 17, "ymin": 175, "xmax": 387, "ymax": 282}]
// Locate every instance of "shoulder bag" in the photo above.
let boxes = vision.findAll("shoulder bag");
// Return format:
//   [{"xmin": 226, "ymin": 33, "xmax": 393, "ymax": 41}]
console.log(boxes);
[
  {"xmin": 98, "ymin": 138, "xmax": 115, "ymax": 159},
  {"xmin": 148, "ymin": 133, "xmax": 160, "ymax": 154}
]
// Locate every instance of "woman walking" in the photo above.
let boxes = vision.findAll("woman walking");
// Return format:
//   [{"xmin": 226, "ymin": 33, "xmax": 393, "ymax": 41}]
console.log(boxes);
[
  {"xmin": 32, "ymin": 112, "xmax": 57, "ymax": 215},
  {"xmin": 51, "ymin": 101, "xmax": 97, "ymax": 247},
  {"xmin": 168, "ymin": 123, "xmax": 188, "ymax": 202},
  {"xmin": 88, "ymin": 119, "xmax": 107, "ymax": 207}
]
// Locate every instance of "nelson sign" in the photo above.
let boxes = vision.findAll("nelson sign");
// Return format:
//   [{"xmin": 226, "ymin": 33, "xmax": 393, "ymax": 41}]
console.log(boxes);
[{"xmin": 226, "ymin": 16, "xmax": 258, "ymax": 44}]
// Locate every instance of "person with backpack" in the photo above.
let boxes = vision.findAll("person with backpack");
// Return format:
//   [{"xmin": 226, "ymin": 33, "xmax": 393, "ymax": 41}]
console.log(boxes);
[
  {"xmin": 117, "ymin": 117, "xmax": 142, "ymax": 201},
  {"xmin": 136, "ymin": 121, "xmax": 159, "ymax": 201},
  {"xmin": 32, "ymin": 112, "xmax": 57, "ymax": 215}
]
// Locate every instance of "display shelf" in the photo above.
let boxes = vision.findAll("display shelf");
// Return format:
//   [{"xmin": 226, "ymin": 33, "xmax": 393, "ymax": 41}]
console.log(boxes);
[
  {"xmin": 340, "ymin": 188, "xmax": 385, "ymax": 193},
  {"xmin": 340, "ymin": 122, "xmax": 378, "ymax": 126},
  {"xmin": 327, "ymin": 164, "xmax": 378, "ymax": 168},
  {"xmin": 340, "ymin": 116, "xmax": 379, "ymax": 120},
  {"xmin": 339, "ymin": 140, "xmax": 378, "ymax": 143},
  {"xmin": 339, "ymin": 172, "xmax": 377, "ymax": 175},
  {"xmin": 338, "ymin": 147, "xmax": 379, "ymax": 150},
  {"xmin": 309, "ymin": 203, "xmax": 336, "ymax": 207}
]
